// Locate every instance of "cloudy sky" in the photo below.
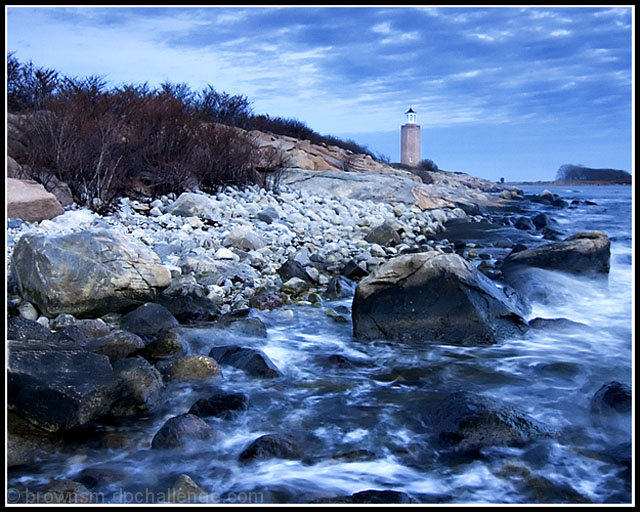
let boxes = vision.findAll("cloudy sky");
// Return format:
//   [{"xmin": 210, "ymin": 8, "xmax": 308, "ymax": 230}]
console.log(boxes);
[{"xmin": 6, "ymin": 5, "xmax": 633, "ymax": 181}]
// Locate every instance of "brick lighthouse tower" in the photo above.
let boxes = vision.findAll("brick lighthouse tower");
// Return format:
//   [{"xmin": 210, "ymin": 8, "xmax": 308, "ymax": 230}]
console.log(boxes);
[{"xmin": 401, "ymin": 107, "xmax": 421, "ymax": 166}]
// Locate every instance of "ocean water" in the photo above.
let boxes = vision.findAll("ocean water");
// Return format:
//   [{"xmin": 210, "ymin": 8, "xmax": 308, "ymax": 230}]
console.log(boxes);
[{"xmin": 8, "ymin": 185, "xmax": 633, "ymax": 504}]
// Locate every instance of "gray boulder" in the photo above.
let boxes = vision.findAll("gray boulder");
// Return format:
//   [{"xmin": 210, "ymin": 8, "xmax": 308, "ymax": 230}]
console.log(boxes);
[
  {"xmin": 156, "ymin": 277, "xmax": 220, "ymax": 322},
  {"xmin": 165, "ymin": 192, "xmax": 219, "ymax": 220},
  {"xmin": 7, "ymin": 412, "xmax": 63, "ymax": 468},
  {"xmin": 166, "ymin": 355, "xmax": 222, "ymax": 381},
  {"xmin": 224, "ymin": 225, "xmax": 266, "ymax": 251},
  {"xmin": 277, "ymin": 259, "xmax": 310, "ymax": 282},
  {"xmin": 11, "ymin": 229, "xmax": 171, "ymax": 317},
  {"xmin": 365, "ymin": 222, "xmax": 402, "ymax": 247},
  {"xmin": 257, "ymin": 206, "xmax": 280, "ymax": 224},
  {"xmin": 38, "ymin": 479, "xmax": 93, "ymax": 504},
  {"xmin": 8, "ymin": 341, "xmax": 121, "ymax": 431},
  {"xmin": 352, "ymin": 251, "xmax": 528, "ymax": 345}
]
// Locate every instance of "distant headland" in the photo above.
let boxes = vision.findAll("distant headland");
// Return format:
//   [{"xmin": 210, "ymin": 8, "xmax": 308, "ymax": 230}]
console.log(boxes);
[{"xmin": 506, "ymin": 164, "xmax": 631, "ymax": 186}]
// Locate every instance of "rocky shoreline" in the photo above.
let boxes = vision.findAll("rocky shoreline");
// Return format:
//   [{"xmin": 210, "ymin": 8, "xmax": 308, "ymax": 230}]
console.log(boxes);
[{"xmin": 6, "ymin": 177, "xmax": 625, "ymax": 504}]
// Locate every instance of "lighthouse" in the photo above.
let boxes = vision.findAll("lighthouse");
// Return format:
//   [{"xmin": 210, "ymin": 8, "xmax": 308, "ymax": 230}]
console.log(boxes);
[{"xmin": 401, "ymin": 107, "xmax": 421, "ymax": 166}]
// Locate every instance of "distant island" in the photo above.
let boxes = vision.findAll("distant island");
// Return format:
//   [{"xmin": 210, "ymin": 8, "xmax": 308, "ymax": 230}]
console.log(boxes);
[{"xmin": 506, "ymin": 164, "xmax": 632, "ymax": 186}]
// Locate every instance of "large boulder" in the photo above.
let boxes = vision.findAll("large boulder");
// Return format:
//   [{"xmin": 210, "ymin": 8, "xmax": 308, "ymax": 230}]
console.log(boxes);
[
  {"xmin": 7, "ymin": 341, "xmax": 121, "ymax": 431},
  {"xmin": 11, "ymin": 229, "xmax": 171, "ymax": 318},
  {"xmin": 7, "ymin": 178, "xmax": 64, "ymax": 223},
  {"xmin": 352, "ymin": 251, "xmax": 528, "ymax": 345},
  {"xmin": 7, "ymin": 316, "xmax": 52, "ymax": 341},
  {"xmin": 502, "ymin": 231, "xmax": 611, "ymax": 275}
]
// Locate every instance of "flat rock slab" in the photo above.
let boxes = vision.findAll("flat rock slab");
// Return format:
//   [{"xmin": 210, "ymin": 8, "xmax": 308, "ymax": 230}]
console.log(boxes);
[
  {"xmin": 280, "ymin": 169, "xmax": 419, "ymax": 205},
  {"xmin": 502, "ymin": 231, "xmax": 610, "ymax": 275}
]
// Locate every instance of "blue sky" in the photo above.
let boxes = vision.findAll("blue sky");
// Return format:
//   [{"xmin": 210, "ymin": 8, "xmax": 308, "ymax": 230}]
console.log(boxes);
[{"xmin": 6, "ymin": 5, "xmax": 633, "ymax": 181}]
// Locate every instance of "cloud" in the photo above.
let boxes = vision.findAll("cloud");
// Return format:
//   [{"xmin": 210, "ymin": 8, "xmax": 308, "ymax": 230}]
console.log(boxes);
[{"xmin": 6, "ymin": 6, "xmax": 632, "ymax": 136}]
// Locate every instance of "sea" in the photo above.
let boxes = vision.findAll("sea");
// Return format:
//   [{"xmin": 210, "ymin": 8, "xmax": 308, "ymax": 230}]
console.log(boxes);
[{"xmin": 7, "ymin": 184, "xmax": 633, "ymax": 505}]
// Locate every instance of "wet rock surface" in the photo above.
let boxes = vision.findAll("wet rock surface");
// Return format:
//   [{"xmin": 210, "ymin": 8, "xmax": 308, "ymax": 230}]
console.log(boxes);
[
  {"xmin": 151, "ymin": 414, "xmax": 216, "ymax": 450},
  {"xmin": 353, "ymin": 251, "xmax": 528, "ymax": 345}
]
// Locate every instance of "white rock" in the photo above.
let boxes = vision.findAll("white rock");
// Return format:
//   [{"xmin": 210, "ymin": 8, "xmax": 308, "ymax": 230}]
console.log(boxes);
[
  {"xmin": 18, "ymin": 301, "xmax": 39, "ymax": 321},
  {"xmin": 214, "ymin": 247, "xmax": 238, "ymax": 261},
  {"xmin": 369, "ymin": 243, "xmax": 386, "ymax": 258}
]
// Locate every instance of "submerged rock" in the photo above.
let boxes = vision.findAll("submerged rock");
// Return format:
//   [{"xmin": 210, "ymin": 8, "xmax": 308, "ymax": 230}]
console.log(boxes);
[
  {"xmin": 591, "ymin": 381, "xmax": 632, "ymax": 416},
  {"xmin": 238, "ymin": 433, "xmax": 304, "ymax": 463},
  {"xmin": 528, "ymin": 317, "xmax": 589, "ymax": 331},
  {"xmin": 425, "ymin": 391, "xmax": 552, "ymax": 450},
  {"xmin": 151, "ymin": 414, "xmax": 216, "ymax": 450},
  {"xmin": 310, "ymin": 489, "xmax": 415, "ymax": 504},
  {"xmin": 352, "ymin": 251, "xmax": 528, "ymax": 345},
  {"xmin": 325, "ymin": 275, "xmax": 356, "ymax": 299},
  {"xmin": 208, "ymin": 345, "xmax": 281, "ymax": 378},
  {"xmin": 188, "ymin": 390, "xmax": 248, "ymax": 419}
]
